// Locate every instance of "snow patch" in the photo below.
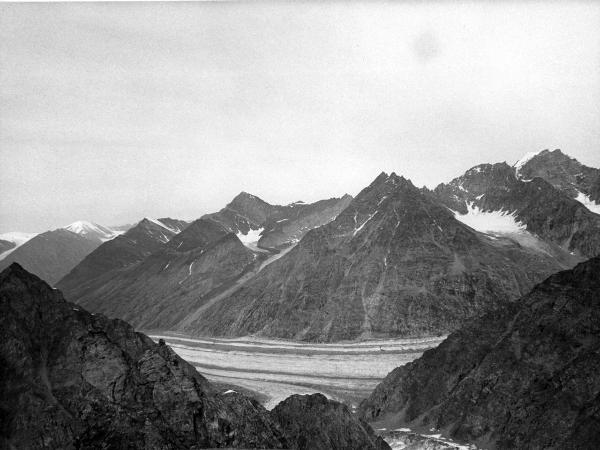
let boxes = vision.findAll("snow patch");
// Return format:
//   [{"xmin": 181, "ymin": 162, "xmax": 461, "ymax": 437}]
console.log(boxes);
[
  {"xmin": 145, "ymin": 217, "xmax": 183, "ymax": 234},
  {"xmin": 353, "ymin": 212, "xmax": 377, "ymax": 236},
  {"xmin": 453, "ymin": 203, "xmax": 526, "ymax": 234},
  {"xmin": 575, "ymin": 191, "xmax": 600, "ymax": 214},
  {"xmin": 64, "ymin": 220, "xmax": 119, "ymax": 241},
  {"xmin": 236, "ymin": 227, "xmax": 267, "ymax": 252}
]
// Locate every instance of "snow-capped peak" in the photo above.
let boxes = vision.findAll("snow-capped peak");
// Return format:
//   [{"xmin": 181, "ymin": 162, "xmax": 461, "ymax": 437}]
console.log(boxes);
[
  {"xmin": 513, "ymin": 149, "xmax": 545, "ymax": 175},
  {"xmin": 64, "ymin": 220, "xmax": 119, "ymax": 242}
]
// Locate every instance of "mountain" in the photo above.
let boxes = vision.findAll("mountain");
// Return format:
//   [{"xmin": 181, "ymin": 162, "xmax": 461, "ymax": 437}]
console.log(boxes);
[
  {"xmin": 59, "ymin": 218, "xmax": 259, "ymax": 330},
  {"xmin": 205, "ymin": 192, "xmax": 353, "ymax": 249},
  {"xmin": 0, "ymin": 229, "xmax": 100, "ymax": 285},
  {"xmin": 0, "ymin": 263, "xmax": 389, "ymax": 450},
  {"xmin": 433, "ymin": 160, "xmax": 600, "ymax": 258},
  {"xmin": 359, "ymin": 256, "xmax": 600, "ymax": 449},
  {"xmin": 57, "ymin": 194, "xmax": 351, "ymax": 332},
  {"xmin": 56, "ymin": 217, "xmax": 187, "ymax": 297},
  {"xmin": 515, "ymin": 148, "xmax": 600, "ymax": 213},
  {"xmin": 0, "ymin": 231, "xmax": 37, "ymax": 261},
  {"xmin": 63, "ymin": 220, "xmax": 121, "ymax": 243},
  {"xmin": 178, "ymin": 172, "xmax": 566, "ymax": 342}
]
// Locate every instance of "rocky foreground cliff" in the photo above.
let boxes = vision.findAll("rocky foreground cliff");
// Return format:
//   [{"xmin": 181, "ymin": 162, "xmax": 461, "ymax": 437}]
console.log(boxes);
[
  {"xmin": 359, "ymin": 256, "xmax": 600, "ymax": 449},
  {"xmin": 0, "ymin": 263, "xmax": 389, "ymax": 450}
]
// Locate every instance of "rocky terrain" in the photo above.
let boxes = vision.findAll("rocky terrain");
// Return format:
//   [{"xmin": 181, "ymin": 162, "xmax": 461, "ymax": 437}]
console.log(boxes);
[
  {"xmin": 0, "ymin": 229, "xmax": 100, "ymax": 285},
  {"xmin": 359, "ymin": 256, "xmax": 600, "ymax": 449},
  {"xmin": 204, "ymin": 192, "xmax": 352, "ymax": 249},
  {"xmin": 181, "ymin": 172, "xmax": 567, "ymax": 342},
  {"xmin": 0, "ymin": 263, "xmax": 389, "ymax": 450},
  {"xmin": 433, "ymin": 161, "xmax": 600, "ymax": 258},
  {"xmin": 517, "ymin": 148, "xmax": 600, "ymax": 205},
  {"xmin": 272, "ymin": 394, "xmax": 389, "ymax": 450}
]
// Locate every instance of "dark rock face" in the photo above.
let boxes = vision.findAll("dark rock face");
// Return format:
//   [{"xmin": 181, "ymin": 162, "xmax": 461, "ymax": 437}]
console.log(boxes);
[
  {"xmin": 434, "ymin": 161, "xmax": 600, "ymax": 258},
  {"xmin": 57, "ymin": 218, "xmax": 186, "ymax": 297},
  {"xmin": 271, "ymin": 394, "xmax": 390, "ymax": 450},
  {"xmin": 0, "ymin": 239, "xmax": 16, "ymax": 254},
  {"xmin": 0, "ymin": 264, "xmax": 389, "ymax": 450},
  {"xmin": 185, "ymin": 173, "xmax": 564, "ymax": 342},
  {"xmin": 0, "ymin": 263, "xmax": 286, "ymax": 449},
  {"xmin": 517, "ymin": 149, "xmax": 600, "ymax": 203},
  {"xmin": 0, "ymin": 229, "xmax": 99, "ymax": 285},
  {"xmin": 359, "ymin": 256, "xmax": 600, "ymax": 449}
]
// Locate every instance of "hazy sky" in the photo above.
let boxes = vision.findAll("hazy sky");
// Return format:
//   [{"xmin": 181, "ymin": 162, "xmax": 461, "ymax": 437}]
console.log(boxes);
[{"xmin": 1, "ymin": 2, "xmax": 599, "ymax": 233}]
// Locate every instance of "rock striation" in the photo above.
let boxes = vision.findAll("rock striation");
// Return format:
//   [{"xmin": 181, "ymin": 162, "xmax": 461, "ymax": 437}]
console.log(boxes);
[{"xmin": 359, "ymin": 256, "xmax": 600, "ymax": 449}]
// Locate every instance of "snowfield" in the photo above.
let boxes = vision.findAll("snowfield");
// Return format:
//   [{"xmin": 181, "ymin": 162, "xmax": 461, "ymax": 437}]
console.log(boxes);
[
  {"xmin": 452, "ymin": 203, "xmax": 526, "ymax": 234},
  {"xmin": 151, "ymin": 333, "xmax": 444, "ymax": 410},
  {"xmin": 575, "ymin": 191, "xmax": 600, "ymax": 215}
]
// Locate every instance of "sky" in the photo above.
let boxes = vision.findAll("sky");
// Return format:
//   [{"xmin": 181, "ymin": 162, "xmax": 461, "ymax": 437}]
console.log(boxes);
[{"xmin": 1, "ymin": 1, "xmax": 599, "ymax": 233}]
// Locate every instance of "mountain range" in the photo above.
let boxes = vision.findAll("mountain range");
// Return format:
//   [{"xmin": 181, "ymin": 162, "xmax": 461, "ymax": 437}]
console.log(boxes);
[{"xmin": 6, "ymin": 148, "xmax": 600, "ymax": 343}]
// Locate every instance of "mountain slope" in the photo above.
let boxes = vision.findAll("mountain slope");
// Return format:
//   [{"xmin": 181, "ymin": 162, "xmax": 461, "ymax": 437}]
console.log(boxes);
[
  {"xmin": 62, "ymin": 218, "xmax": 259, "ymax": 330},
  {"xmin": 205, "ymin": 192, "xmax": 352, "ymax": 249},
  {"xmin": 0, "ymin": 229, "xmax": 99, "ymax": 285},
  {"xmin": 57, "ymin": 217, "xmax": 187, "ymax": 296},
  {"xmin": 0, "ymin": 263, "xmax": 389, "ymax": 450},
  {"xmin": 179, "ymin": 172, "xmax": 566, "ymax": 342},
  {"xmin": 0, "ymin": 232, "xmax": 38, "ymax": 261},
  {"xmin": 516, "ymin": 148, "xmax": 600, "ymax": 213},
  {"xmin": 359, "ymin": 256, "xmax": 600, "ymax": 449},
  {"xmin": 434, "ymin": 161, "xmax": 600, "ymax": 258}
]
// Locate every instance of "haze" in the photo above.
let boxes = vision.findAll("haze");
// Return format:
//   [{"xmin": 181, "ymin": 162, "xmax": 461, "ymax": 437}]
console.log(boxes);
[{"xmin": 1, "ymin": 2, "xmax": 599, "ymax": 233}]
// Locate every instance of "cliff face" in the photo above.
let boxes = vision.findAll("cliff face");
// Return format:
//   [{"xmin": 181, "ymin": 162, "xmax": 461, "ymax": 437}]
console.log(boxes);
[
  {"xmin": 0, "ymin": 263, "xmax": 389, "ymax": 450},
  {"xmin": 359, "ymin": 257, "xmax": 600, "ymax": 449}
]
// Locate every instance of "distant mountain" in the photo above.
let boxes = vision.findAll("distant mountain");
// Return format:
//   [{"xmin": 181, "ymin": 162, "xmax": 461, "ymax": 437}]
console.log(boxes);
[
  {"xmin": 0, "ymin": 263, "xmax": 389, "ymax": 450},
  {"xmin": 0, "ymin": 231, "xmax": 37, "ymax": 261},
  {"xmin": 359, "ymin": 256, "xmax": 600, "ymax": 449},
  {"xmin": 434, "ymin": 159, "xmax": 600, "ymax": 258},
  {"xmin": 205, "ymin": 192, "xmax": 353, "ymax": 249},
  {"xmin": 0, "ymin": 229, "xmax": 99, "ymax": 285},
  {"xmin": 56, "ymin": 217, "xmax": 188, "ymax": 297},
  {"xmin": 180, "ymin": 172, "xmax": 566, "ymax": 342},
  {"xmin": 63, "ymin": 220, "xmax": 121, "ymax": 243},
  {"xmin": 515, "ymin": 148, "xmax": 600, "ymax": 213}
]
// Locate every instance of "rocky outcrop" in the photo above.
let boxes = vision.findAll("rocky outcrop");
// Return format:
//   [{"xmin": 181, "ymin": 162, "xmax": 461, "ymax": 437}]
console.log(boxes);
[
  {"xmin": 359, "ymin": 256, "xmax": 600, "ymax": 449},
  {"xmin": 1, "ymin": 264, "xmax": 389, "ymax": 449},
  {"xmin": 0, "ymin": 229, "xmax": 100, "ymax": 285},
  {"xmin": 271, "ymin": 394, "xmax": 389, "ymax": 450},
  {"xmin": 183, "ymin": 172, "xmax": 565, "ymax": 342}
]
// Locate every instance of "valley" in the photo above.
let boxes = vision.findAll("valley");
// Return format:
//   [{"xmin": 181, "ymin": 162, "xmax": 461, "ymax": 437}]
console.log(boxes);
[{"xmin": 150, "ymin": 332, "xmax": 445, "ymax": 410}]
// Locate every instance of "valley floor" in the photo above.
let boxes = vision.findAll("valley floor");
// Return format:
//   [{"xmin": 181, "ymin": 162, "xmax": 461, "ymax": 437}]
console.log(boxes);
[{"xmin": 150, "ymin": 332, "xmax": 444, "ymax": 410}]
